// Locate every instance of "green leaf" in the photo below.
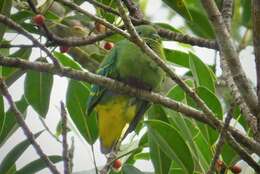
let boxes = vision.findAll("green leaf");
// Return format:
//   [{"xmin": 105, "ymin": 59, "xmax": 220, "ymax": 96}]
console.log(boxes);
[
  {"xmin": 6, "ymin": 164, "xmax": 16, "ymax": 174},
  {"xmin": 164, "ymin": 49, "xmax": 190, "ymax": 68},
  {"xmin": 196, "ymin": 86, "xmax": 223, "ymax": 145},
  {"xmin": 3, "ymin": 47, "xmax": 32, "ymax": 79},
  {"xmin": 193, "ymin": 132, "xmax": 213, "ymax": 166},
  {"xmin": 66, "ymin": 80, "xmax": 98, "ymax": 144},
  {"xmin": 221, "ymin": 142, "xmax": 239, "ymax": 166},
  {"xmin": 0, "ymin": 131, "xmax": 43, "ymax": 174},
  {"xmin": 186, "ymin": 7, "xmax": 215, "ymax": 39},
  {"xmin": 122, "ymin": 165, "xmax": 144, "ymax": 174},
  {"xmin": 154, "ymin": 23, "xmax": 180, "ymax": 33},
  {"xmin": 10, "ymin": 10, "xmax": 33, "ymax": 23},
  {"xmin": 0, "ymin": 96, "xmax": 4, "ymax": 139},
  {"xmin": 197, "ymin": 87, "xmax": 223, "ymax": 118},
  {"xmin": 148, "ymin": 105, "xmax": 171, "ymax": 174},
  {"xmin": 54, "ymin": 51, "xmax": 82, "ymax": 70},
  {"xmin": 20, "ymin": 23, "xmax": 40, "ymax": 34},
  {"xmin": 0, "ymin": 0, "xmax": 12, "ymax": 41},
  {"xmin": 134, "ymin": 153, "xmax": 150, "ymax": 160},
  {"xmin": 167, "ymin": 80, "xmax": 193, "ymax": 101},
  {"xmin": 24, "ymin": 59, "xmax": 53, "ymax": 117},
  {"xmin": 97, "ymin": 0, "xmax": 117, "ymax": 23},
  {"xmin": 162, "ymin": 0, "xmax": 192, "ymax": 21},
  {"xmin": 189, "ymin": 52, "xmax": 215, "ymax": 92},
  {"xmin": 146, "ymin": 120, "xmax": 194, "ymax": 174},
  {"xmin": 241, "ymin": 0, "xmax": 252, "ymax": 27},
  {"xmin": 16, "ymin": 155, "xmax": 62, "ymax": 174},
  {"xmin": 0, "ymin": 96, "xmax": 28, "ymax": 147}
]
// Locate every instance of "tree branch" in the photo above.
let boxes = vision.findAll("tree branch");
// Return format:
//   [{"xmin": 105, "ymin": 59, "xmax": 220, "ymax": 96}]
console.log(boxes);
[
  {"xmin": 0, "ymin": 78, "xmax": 60, "ymax": 174},
  {"xmin": 220, "ymin": 54, "xmax": 258, "ymax": 136},
  {"xmin": 85, "ymin": 0, "xmax": 146, "ymax": 25},
  {"xmin": 157, "ymin": 29, "xmax": 218, "ymax": 49},
  {"xmin": 221, "ymin": 0, "xmax": 233, "ymax": 31},
  {"xmin": 200, "ymin": 0, "xmax": 258, "ymax": 116},
  {"xmin": 56, "ymin": 0, "xmax": 129, "ymax": 39},
  {"xmin": 207, "ymin": 107, "xmax": 233, "ymax": 174},
  {"xmin": 60, "ymin": 102, "xmax": 69, "ymax": 174},
  {"xmin": 116, "ymin": 0, "xmax": 226, "ymax": 144},
  {"xmin": 0, "ymin": 14, "xmax": 61, "ymax": 68},
  {"xmin": 1, "ymin": 56, "xmax": 260, "ymax": 157},
  {"xmin": 226, "ymin": 133, "xmax": 260, "ymax": 172},
  {"xmin": 122, "ymin": 0, "xmax": 143, "ymax": 20}
]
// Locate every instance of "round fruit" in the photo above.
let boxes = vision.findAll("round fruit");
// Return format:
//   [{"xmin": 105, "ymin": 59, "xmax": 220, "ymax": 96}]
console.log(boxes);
[
  {"xmin": 104, "ymin": 42, "xmax": 113, "ymax": 50},
  {"xmin": 95, "ymin": 22, "xmax": 106, "ymax": 33},
  {"xmin": 230, "ymin": 165, "xmax": 241, "ymax": 173},
  {"xmin": 113, "ymin": 159, "xmax": 122, "ymax": 170},
  {"xmin": 33, "ymin": 14, "xmax": 45, "ymax": 26},
  {"xmin": 59, "ymin": 46, "xmax": 70, "ymax": 53}
]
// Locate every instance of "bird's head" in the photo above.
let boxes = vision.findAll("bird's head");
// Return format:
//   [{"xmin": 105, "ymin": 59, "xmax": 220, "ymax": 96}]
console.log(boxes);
[
  {"xmin": 135, "ymin": 25, "xmax": 163, "ymax": 56},
  {"xmin": 135, "ymin": 25, "xmax": 161, "ymax": 42}
]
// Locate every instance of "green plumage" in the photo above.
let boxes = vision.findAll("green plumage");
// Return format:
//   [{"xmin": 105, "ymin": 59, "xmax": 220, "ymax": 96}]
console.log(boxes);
[{"xmin": 86, "ymin": 25, "xmax": 166, "ymax": 154}]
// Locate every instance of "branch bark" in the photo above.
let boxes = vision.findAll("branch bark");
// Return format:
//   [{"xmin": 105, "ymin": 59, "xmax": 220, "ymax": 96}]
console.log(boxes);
[
  {"xmin": 221, "ymin": 0, "xmax": 233, "ymax": 31},
  {"xmin": 1, "ymin": 56, "xmax": 260, "ymax": 157},
  {"xmin": 157, "ymin": 29, "xmax": 218, "ymax": 49},
  {"xmin": 0, "ymin": 14, "xmax": 61, "ymax": 68},
  {"xmin": 200, "ymin": 0, "xmax": 258, "ymax": 116},
  {"xmin": 207, "ymin": 107, "xmax": 233, "ymax": 174},
  {"xmin": 60, "ymin": 102, "xmax": 69, "ymax": 174},
  {"xmin": 0, "ymin": 79, "xmax": 60, "ymax": 174}
]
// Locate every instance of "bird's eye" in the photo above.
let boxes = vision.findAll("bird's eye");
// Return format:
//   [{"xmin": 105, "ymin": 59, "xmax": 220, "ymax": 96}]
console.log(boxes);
[{"xmin": 137, "ymin": 31, "xmax": 142, "ymax": 35}]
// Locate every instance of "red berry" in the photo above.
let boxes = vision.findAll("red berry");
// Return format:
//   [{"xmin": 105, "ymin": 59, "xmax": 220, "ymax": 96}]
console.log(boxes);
[
  {"xmin": 113, "ymin": 159, "xmax": 122, "ymax": 170},
  {"xmin": 33, "ymin": 14, "xmax": 45, "ymax": 26},
  {"xmin": 59, "ymin": 46, "xmax": 70, "ymax": 53},
  {"xmin": 104, "ymin": 42, "xmax": 113, "ymax": 50},
  {"xmin": 230, "ymin": 165, "xmax": 242, "ymax": 173}
]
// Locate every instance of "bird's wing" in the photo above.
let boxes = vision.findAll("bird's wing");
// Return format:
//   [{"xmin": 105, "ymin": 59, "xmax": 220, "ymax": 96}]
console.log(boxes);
[
  {"xmin": 123, "ymin": 100, "xmax": 151, "ymax": 139},
  {"xmin": 86, "ymin": 48, "xmax": 119, "ymax": 114}
]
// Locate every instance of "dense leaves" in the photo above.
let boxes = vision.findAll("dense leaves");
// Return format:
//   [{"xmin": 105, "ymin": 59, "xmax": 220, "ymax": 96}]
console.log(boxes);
[
  {"xmin": 24, "ymin": 59, "xmax": 53, "ymax": 118},
  {"xmin": 0, "ymin": 0, "xmax": 255, "ymax": 173},
  {"xmin": 0, "ymin": 131, "xmax": 43, "ymax": 173},
  {"xmin": 66, "ymin": 80, "xmax": 98, "ymax": 144},
  {"xmin": 0, "ymin": 96, "xmax": 28, "ymax": 147}
]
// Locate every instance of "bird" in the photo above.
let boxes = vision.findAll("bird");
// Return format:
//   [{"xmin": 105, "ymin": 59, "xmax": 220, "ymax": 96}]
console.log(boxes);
[{"xmin": 86, "ymin": 25, "xmax": 166, "ymax": 154}]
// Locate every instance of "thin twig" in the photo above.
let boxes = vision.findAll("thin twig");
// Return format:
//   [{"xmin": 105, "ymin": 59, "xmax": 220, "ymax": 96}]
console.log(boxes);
[
  {"xmin": 61, "ymin": 101, "xmax": 69, "ymax": 174},
  {"xmin": 91, "ymin": 145, "xmax": 98, "ymax": 174},
  {"xmin": 122, "ymin": 0, "xmax": 143, "ymax": 20},
  {"xmin": 200, "ymin": 0, "xmax": 258, "ymax": 116},
  {"xmin": 1, "ymin": 56, "xmax": 260, "ymax": 158},
  {"xmin": 68, "ymin": 137, "xmax": 75, "ymax": 174},
  {"xmin": 207, "ymin": 106, "xmax": 234, "ymax": 174},
  {"xmin": 38, "ymin": 116, "xmax": 62, "ymax": 143},
  {"xmin": 0, "ymin": 14, "xmax": 61, "ymax": 68},
  {"xmin": 56, "ymin": 0, "xmax": 130, "ymax": 39},
  {"xmin": 0, "ymin": 78, "xmax": 60, "ymax": 174},
  {"xmin": 226, "ymin": 133, "xmax": 260, "ymax": 172},
  {"xmin": 85, "ymin": 0, "xmax": 145, "ymax": 25},
  {"xmin": 0, "ymin": 44, "xmax": 39, "ymax": 48}
]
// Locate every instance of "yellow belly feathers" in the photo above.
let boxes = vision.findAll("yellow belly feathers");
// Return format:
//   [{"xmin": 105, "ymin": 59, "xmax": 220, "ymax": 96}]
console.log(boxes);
[{"xmin": 95, "ymin": 95, "xmax": 136, "ymax": 151}]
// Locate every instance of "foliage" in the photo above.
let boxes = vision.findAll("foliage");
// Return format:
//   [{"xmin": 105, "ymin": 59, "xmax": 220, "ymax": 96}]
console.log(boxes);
[{"xmin": 0, "ymin": 0, "xmax": 257, "ymax": 173}]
